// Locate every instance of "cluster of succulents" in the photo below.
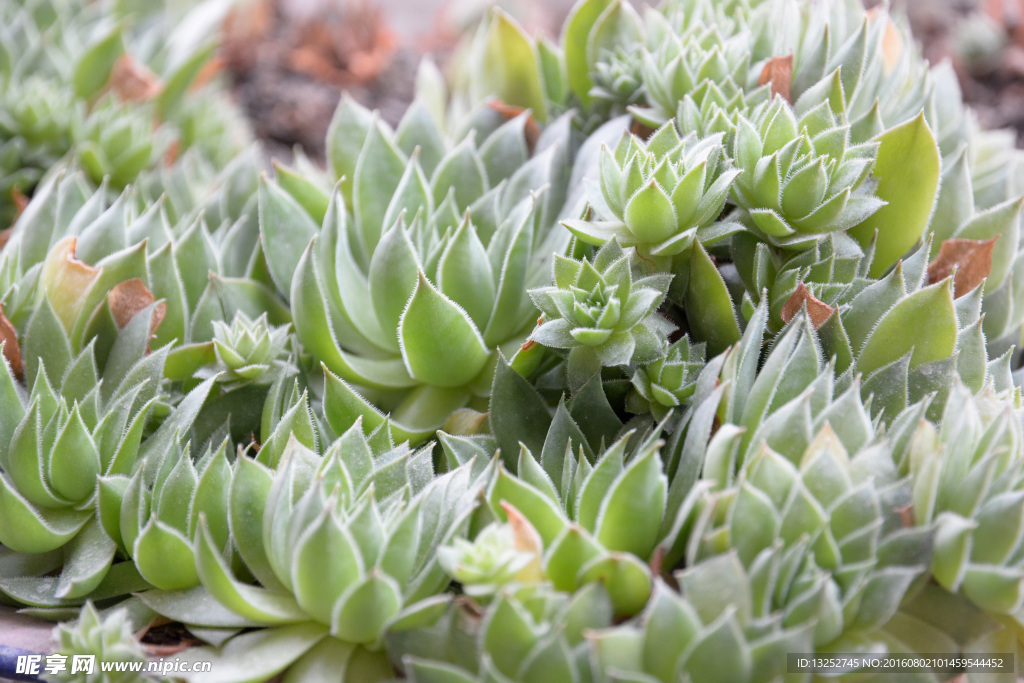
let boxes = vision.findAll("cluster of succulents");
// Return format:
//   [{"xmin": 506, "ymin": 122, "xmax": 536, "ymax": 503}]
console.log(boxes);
[
  {"xmin": 0, "ymin": 0, "xmax": 249, "ymax": 229},
  {"xmin": 4, "ymin": 0, "xmax": 1024, "ymax": 680}
]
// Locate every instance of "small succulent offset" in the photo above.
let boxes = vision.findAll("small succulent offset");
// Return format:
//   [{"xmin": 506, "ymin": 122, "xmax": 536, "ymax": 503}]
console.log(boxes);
[
  {"xmin": 565, "ymin": 125, "xmax": 741, "ymax": 258},
  {"xmin": 437, "ymin": 517, "xmax": 543, "ymax": 598},
  {"xmin": 528, "ymin": 241, "xmax": 674, "ymax": 388},
  {"xmin": 45, "ymin": 602, "xmax": 154, "ymax": 683},
  {"xmin": 73, "ymin": 100, "xmax": 161, "ymax": 189},
  {"xmin": 627, "ymin": 335, "xmax": 705, "ymax": 418},
  {"xmin": 198, "ymin": 312, "xmax": 292, "ymax": 389}
]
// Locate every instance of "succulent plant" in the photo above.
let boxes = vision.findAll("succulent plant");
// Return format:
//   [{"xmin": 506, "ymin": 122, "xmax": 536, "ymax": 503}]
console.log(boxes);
[
  {"xmin": 259, "ymin": 97, "xmax": 573, "ymax": 440},
  {"xmin": 528, "ymin": 240, "xmax": 674, "ymax": 388},
  {"xmin": 636, "ymin": 20, "xmax": 754, "ymax": 128},
  {"xmin": 137, "ymin": 427, "xmax": 483, "ymax": 683},
  {"xmin": 98, "ymin": 439, "xmax": 232, "ymax": 592},
  {"xmin": 677, "ymin": 427, "xmax": 931, "ymax": 645},
  {"xmin": 190, "ymin": 311, "xmax": 293, "ymax": 391},
  {"xmin": 476, "ymin": 430, "xmax": 669, "ymax": 617},
  {"xmin": 729, "ymin": 97, "xmax": 883, "ymax": 250},
  {"xmin": 0, "ymin": 171, "xmax": 271, "ymax": 357},
  {"xmin": 926, "ymin": 145, "xmax": 1024, "ymax": 356},
  {"xmin": 589, "ymin": 44, "xmax": 646, "ymax": 114},
  {"xmin": 906, "ymin": 384, "xmax": 1024, "ymax": 615},
  {"xmin": 823, "ymin": 249, "xmax": 996, "ymax": 421},
  {"xmin": 0, "ymin": 76, "xmax": 75, "ymax": 161},
  {"xmin": 45, "ymin": 602, "xmax": 153, "ymax": 683},
  {"xmin": 626, "ymin": 335, "xmax": 705, "ymax": 418},
  {"xmin": 0, "ymin": 0, "xmax": 249, "ymax": 230},
  {"xmin": 731, "ymin": 230, "xmax": 865, "ymax": 333},
  {"xmin": 394, "ymin": 584, "xmax": 615, "ymax": 683},
  {"xmin": 0, "ymin": 298, "xmax": 217, "ymax": 606},
  {"xmin": 437, "ymin": 518, "xmax": 544, "ymax": 599},
  {"xmin": 564, "ymin": 125, "xmax": 741, "ymax": 259},
  {"xmin": 0, "ymin": 0, "xmax": 1023, "ymax": 676},
  {"xmin": 73, "ymin": 100, "xmax": 161, "ymax": 189}
]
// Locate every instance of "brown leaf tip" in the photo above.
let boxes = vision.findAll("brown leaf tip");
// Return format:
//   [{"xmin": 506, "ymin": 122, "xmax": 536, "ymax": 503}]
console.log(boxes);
[
  {"xmin": 629, "ymin": 118, "xmax": 657, "ymax": 141},
  {"xmin": 109, "ymin": 54, "xmax": 163, "ymax": 103},
  {"xmin": 488, "ymin": 100, "xmax": 541, "ymax": 152},
  {"xmin": 866, "ymin": 7, "xmax": 905, "ymax": 71},
  {"xmin": 0, "ymin": 304, "xmax": 23, "ymax": 382},
  {"xmin": 11, "ymin": 186, "xmax": 29, "ymax": 224},
  {"xmin": 895, "ymin": 503, "xmax": 915, "ymax": 528},
  {"xmin": 57, "ymin": 237, "xmax": 100, "ymax": 277},
  {"xmin": 758, "ymin": 54, "xmax": 793, "ymax": 103},
  {"xmin": 108, "ymin": 279, "xmax": 167, "ymax": 338},
  {"xmin": 781, "ymin": 282, "xmax": 835, "ymax": 329},
  {"xmin": 927, "ymin": 237, "xmax": 997, "ymax": 298}
]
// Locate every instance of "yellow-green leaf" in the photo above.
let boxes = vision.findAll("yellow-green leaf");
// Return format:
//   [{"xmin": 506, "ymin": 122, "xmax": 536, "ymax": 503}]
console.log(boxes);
[
  {"xmin": 398, "ymin": 272, "xmax": 490, "ymax": 388},
  {"xmin": 685, "ymin": 243, "xmax": 741, "ymax": 356},
  {"xmin": 849, "ymin": 113, "xmax": 940, "ymax": 277},
  {"xmin": 563, "ymin": 0, "xmax": 615, "ymax": 106},
  {"xmin": 858, "ymin": 281, "xmax": 957, "ymax": 377},
  {"xmin": 483, "ymin": 11, "xmax": 548, "ymax": 122}
]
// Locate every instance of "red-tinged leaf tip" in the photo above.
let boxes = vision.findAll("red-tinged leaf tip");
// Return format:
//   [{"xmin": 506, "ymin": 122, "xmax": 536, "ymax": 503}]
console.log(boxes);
[{"xmin": 0, "ymin": 304, "xmax": 23, "ymax": 381}]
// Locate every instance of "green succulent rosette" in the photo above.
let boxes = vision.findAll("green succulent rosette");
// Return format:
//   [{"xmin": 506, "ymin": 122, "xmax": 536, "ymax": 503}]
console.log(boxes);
[
  {"xmin": 626, "ymin": 335, "xmax": 705, "ymax": 419},
  {"xmin": 0, "ymin": 171, "xmax": 270, "ymax": 356},
  {"xmin": 192, "ymin": 311, "xmax": 293, "ymax": 390},
  {"xmin": 437, "ymin": 519, "xmax": 544, "ymax": 599},
  {"xmin": 478, "ymin": 431, "xmax": 669, "ymax": 618},
  {"xmin": 564, "ymin": 124, "xmax": 742, "ymax": 259},
  {"xmin": 260, "ymin": 96, "xmax": 573, "ymax": 441},
  {"xmin": 634, "ymin": 20, "xmax": 755, "ymax": 128},
  {"xmin": 393, "ymin": 584, "xmax": 615, "ymax": 683},
  {"xmin": 0, "ymin": 298, "xmax": 217, "ymax": 607},
  {"xmin": 528, "ymin": 240, "xmax": 674, "ymax": 388},
  {"xmin": 730, "ymin": 97, "xmax": 883, "ymax": 250},
  {"xmin": 906, "ymin": 384, "xmax": 1024, "ymax": 616},
  {"xmin": 137, "ymin": 427, "xmax": 484, "ymax": 683},
  {"xmin": 98, "ymin": 439, "xmax": 231, "ymax": 592},
  {"xmin": 73, "ymin": 99, "xmax": 161, "ymax": 189}
]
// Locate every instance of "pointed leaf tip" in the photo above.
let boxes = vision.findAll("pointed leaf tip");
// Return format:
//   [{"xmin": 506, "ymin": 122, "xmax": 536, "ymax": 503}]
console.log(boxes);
[{"xmin": 398, "ymin": 271, "xmax": 490, "ymax": 388}]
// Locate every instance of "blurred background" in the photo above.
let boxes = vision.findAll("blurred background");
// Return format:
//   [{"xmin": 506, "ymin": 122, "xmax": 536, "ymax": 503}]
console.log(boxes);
[
  {"xmin": 219, "ymin": 0, "xmax": 1024, "ymax": 161},
  {"xmin": 218, "ymin": 0, "xmax": 578, "ymax": 160}
]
